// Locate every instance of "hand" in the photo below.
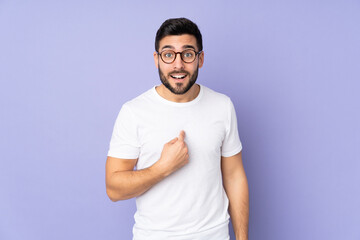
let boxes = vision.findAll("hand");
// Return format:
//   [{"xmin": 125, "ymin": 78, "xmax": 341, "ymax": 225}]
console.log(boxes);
[{"xmin": 154, "ymin": 130, "xmax": 189, "ymax": 177}]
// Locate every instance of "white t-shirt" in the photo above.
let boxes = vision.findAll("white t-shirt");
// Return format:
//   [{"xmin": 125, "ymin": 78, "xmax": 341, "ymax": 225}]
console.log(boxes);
[{"xmin": 108, "ymin": 84, "xmax": 242, "ymax": 240}]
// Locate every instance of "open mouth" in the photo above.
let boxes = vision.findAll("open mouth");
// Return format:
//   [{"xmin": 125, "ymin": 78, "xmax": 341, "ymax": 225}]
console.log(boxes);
[{"xmin": 170, "ymin": 73, "xmax": 187, "ymax": 80}]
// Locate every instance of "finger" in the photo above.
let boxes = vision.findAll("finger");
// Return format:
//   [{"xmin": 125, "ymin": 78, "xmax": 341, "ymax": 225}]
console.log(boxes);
[{"xmin": 178, "ymin": 130, "xmax": 185, "ymax": 141}]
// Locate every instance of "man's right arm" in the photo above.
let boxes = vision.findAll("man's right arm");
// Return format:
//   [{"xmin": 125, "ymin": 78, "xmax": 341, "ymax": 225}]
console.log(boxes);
[
  {"xmin": 105, "ymin": 156, "xmax": 166, "ymax": 201},
  {"xmin": 105, "ymin": 130, "xmax": 189, "ymax": 202}
]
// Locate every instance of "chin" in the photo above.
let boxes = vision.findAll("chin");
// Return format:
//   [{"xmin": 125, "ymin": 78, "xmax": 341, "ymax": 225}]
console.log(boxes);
[{"xmin": 158, "ymin": 67, "xmax": 198, "ymax": 95}]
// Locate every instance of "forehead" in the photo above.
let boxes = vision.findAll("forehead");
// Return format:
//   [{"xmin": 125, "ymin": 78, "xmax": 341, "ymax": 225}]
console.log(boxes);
[{"xmin": 158, "ymin": 34, "xmax": 197, "ymax": 51}]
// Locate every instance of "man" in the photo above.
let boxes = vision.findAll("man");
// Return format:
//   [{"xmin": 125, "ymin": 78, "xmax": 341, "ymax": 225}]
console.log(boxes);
[{"xmin": 106, "ymin": 18, "xmax": 249, "ymax": 240}]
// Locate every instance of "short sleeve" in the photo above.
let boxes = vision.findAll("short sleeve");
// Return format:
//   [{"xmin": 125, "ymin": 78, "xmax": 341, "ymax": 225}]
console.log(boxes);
[
  {"xmin": 107, "ymin": 104, "xmax": 140, "ymax": 159},
  {"xmin": 221, "ymin": 98, "xmax": 242, "ymax": 157}
]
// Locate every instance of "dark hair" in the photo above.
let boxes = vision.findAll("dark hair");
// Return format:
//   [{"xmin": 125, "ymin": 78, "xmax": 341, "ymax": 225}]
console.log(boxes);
[{"xmin": 155, "ymin": 18, "xmax": 203, "ymax": 52}]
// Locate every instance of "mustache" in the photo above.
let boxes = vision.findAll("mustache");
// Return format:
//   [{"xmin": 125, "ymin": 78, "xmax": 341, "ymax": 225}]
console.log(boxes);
[{"xmin": 169, "ymin": 71, "xmax": 189, "ymax": 75}]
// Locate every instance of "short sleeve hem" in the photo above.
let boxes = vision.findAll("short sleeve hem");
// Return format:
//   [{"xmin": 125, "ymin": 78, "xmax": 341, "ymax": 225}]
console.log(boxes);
[
  {"xmin": 107, "ymin": 151, "xmax": 139, "ymax": 159},
  {"xmin": 221, "ymin": 143, "xmax": 242, "ymax": 158}
]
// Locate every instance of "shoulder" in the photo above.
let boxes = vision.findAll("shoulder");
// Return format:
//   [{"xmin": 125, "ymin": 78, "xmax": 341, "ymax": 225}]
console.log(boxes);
[
  {"xmin": 200, "ymin": 84, "xmax": 232, "ymax": 106},
  {"xmin": 200, "ymin": 85, "xmax": 237, "ymax": 123},
  {"xmin": 121, "ymin": 86, "xmax": 155, "ymax": 111}
]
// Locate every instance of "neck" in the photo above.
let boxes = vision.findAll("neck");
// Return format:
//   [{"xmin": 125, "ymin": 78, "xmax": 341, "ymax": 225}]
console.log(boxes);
[{"xmin": 155, "ymin": 84, "xmax": 200, "ymax": 103}]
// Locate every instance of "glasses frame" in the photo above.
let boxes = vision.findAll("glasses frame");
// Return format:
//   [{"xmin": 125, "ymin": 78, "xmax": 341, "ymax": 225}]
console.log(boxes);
[{"xmin": 157, "ymin": 49, "xmax": 203, "ymax": 64}]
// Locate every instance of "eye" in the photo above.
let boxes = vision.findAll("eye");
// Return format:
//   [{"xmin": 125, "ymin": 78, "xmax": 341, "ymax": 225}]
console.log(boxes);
[
  {"xmin": 183, "ymin": 50, "xmax": 194, "ymax": 58},
  {"xmin": 163, "ymin": 51, "xmax": 174, "ymax": 58}
]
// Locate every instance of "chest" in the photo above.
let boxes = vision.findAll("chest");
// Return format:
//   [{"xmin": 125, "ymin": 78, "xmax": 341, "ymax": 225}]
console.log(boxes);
[{"xmin": 136, "ymin": 107, "xmax": 226, "ymax": 169}]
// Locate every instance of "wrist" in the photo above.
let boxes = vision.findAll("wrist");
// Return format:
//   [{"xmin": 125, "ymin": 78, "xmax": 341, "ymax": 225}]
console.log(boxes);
[
  {"xmin": 150, "ymin": 159, "xmax": 170, "ymax": 178},
  {"xmin": 235, "ymin": 234, "xmax": 248, "ymax": 240}
]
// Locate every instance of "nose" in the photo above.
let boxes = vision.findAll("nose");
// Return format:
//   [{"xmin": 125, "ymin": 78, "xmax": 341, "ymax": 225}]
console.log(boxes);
[{"xmin": 173, "ymin": 53, "xmax": 185, "ymax": 69}]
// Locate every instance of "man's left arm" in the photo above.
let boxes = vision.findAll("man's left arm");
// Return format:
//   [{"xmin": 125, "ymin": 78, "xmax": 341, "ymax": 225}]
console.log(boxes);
[{"xmin": 221, "ymin": 151, "xmax": 249, "ymax": 240}]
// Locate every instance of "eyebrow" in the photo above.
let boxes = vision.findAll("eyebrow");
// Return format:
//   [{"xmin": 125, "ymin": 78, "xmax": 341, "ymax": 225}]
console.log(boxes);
[
  {"xmin": 160, "ymin": 45, "xmax": 196, "ymax": 51},
  {"xmin": 183, "ymin": 45, "xmax": 196, "ymax": 50}
]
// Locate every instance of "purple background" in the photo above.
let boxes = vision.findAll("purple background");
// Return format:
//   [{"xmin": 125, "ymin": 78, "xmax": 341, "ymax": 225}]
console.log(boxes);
[{"xmin": 1, "ymin": 0, "xmax": 359, "ymax": 239}]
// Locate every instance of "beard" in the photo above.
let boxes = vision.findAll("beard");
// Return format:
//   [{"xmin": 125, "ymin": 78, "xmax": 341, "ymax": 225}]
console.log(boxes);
[{"xmin": 158, "ymin": 64, "xmax": 199, "ymax": 95}]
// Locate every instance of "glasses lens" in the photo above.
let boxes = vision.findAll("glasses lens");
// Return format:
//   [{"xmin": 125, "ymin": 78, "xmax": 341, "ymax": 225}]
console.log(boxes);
[
  {"xmin": 181, "ymin": 50, "xmax": 196, "ymax": 63},
  {"xmin": 161, "ymin": 50, "xmax": 175, "ymax": 63}
]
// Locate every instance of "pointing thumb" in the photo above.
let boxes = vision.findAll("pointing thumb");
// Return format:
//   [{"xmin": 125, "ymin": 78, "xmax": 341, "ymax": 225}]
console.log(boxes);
[{"xmin": 178, "ymin": 130, "xmax": 185, "ymax": 141}]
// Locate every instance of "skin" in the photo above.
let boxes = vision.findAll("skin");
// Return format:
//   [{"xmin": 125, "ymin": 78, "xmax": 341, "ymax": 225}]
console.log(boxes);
[
  {"xmin": 105, "ymin": 34, "xmax": 249, "ymax": 240},
  {"xmin": 106, "ymin": 130, "xmax": 188, "ymax": 200},
  {"xmin": 153, "ymin": 34, "xmax": 204, "ymax": 103},
  {"xmin": 105, "ymin": 35, "xmax": 200, "ymax": 201},
  {"xmin": 222, "ymin": 152, "xmax": 249, "ymax": 240}
]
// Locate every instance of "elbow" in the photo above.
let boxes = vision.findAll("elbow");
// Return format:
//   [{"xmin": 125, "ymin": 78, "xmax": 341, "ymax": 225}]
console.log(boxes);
[
  {"xmin": 106, "ymin": 187, "xmax": 131, "ymax": 202},
  {"xmin": 107, "ymin": 193, "xmax": 120, "ymax": 202},
  {"xmin": 106, "ymin": 188, "xmax": 119, "ymax": 202}
]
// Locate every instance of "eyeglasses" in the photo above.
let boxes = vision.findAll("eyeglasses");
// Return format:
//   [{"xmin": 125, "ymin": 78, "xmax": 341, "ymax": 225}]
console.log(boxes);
[{"xmin": 157, "ymin": 49, "xmax": 202, "ymax": 64}]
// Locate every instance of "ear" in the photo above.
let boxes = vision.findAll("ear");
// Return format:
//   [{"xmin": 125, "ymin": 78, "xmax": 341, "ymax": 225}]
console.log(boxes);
[
  {"xmin": 154, "ymin": 51, "xmax": 159, "ymax": 69},
  {"xmin": 198, "ymin": 51, "xmax": 204, "ymax": 68}
]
